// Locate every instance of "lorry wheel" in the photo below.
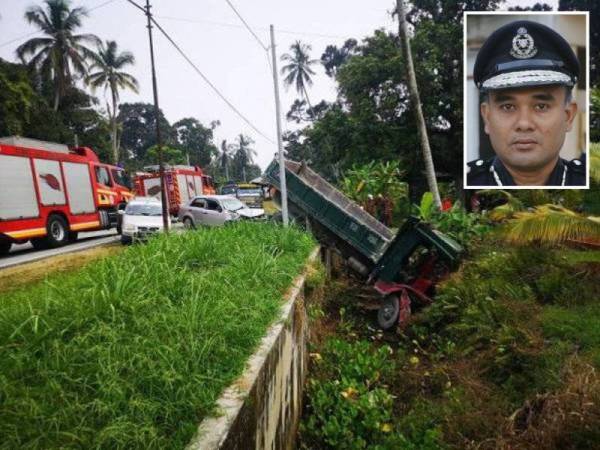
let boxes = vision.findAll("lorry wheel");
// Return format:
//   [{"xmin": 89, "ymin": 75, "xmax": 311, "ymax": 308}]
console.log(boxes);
[
  {"xmin": 45, "ymin": 214, "xmax": 69, "ymax": 248},
  {"xmin": 0, "ymin": 240, "xmax": 11, "ymax": 256},
  {"xmin": 377, "ymin": 295, "xmax": 400, "ymax": 330}
]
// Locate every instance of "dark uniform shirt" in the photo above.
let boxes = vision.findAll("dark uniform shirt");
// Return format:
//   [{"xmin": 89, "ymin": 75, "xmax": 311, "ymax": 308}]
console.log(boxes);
[{"xmin": 467, "ymin": 156, "xmax": 586, "ymax": 187}]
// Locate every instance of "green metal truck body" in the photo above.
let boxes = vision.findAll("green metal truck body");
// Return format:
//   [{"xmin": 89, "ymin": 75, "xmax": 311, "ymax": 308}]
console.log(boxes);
[{"xmin": 264, "ymin": 159, "xmax": 462, "ymax": 283}]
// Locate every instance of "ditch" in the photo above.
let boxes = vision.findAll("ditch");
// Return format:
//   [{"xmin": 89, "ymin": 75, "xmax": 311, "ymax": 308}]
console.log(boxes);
[{"xmin": 298, "ymin": 241, "xmax": 600, "ymax": 450}]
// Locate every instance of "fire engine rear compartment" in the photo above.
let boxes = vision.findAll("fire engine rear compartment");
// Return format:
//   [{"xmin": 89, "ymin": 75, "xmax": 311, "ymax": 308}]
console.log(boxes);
[{"xmin": 0, "ymin": 153, "xmax": 103, "ymax": 246}]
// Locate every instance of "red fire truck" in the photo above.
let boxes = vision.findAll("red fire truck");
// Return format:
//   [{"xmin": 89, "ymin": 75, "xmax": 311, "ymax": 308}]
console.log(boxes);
[
  {"xmin": 133, "ymin": 165, "xmax": 216, "ymax": 215},
  {"xmin": 0, "ymin": 136, "xmax": 134, "ymax": 255}
]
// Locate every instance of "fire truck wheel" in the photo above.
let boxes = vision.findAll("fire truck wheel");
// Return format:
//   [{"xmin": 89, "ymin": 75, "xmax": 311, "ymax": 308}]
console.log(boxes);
[
  {"xmin": 377, "ymin": 295, "xmax": 400, "ymax": 330},
  {"xmin": 46, "ymin": 214, "xmax": 69, "ymax": 248},
  {"xmin": 0, "ymin": 240, "xmax": 11, "ymax": 256},
  {"xmin": 31, "ymin": 238, "xmax": 49, "ymax": 250}
]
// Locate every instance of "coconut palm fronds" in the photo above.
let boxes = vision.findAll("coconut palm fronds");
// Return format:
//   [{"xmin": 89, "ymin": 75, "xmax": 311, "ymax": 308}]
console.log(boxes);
[{"xmin": 503, "ymin": 204, "xmax": 600, "ymax": 245}]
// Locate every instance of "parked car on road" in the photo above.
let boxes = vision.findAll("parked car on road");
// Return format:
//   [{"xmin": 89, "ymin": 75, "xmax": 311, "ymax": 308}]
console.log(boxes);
[
  {"xmin": 120, "ymin": 197, "xmax": 170, "ymax": 244},
  {"xmin": 179, "ymin": 195, "xmax": 264, "ymax": 228}
]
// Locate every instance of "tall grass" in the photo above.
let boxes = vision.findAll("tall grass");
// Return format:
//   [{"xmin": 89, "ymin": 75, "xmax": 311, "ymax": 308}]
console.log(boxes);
[{"xmin": 0, "ymin": 222, "xmax": 315, "ymax": 449}]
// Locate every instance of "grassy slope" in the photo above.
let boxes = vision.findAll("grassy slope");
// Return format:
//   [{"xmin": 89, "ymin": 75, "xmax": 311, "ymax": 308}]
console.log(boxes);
[
  {"xmin": 300, "ymin": 242, "xmax": 600, "ymax": 449},
  {"xmin": 0, "ymin": 222, "xmax": 314, "ymax": 449}
]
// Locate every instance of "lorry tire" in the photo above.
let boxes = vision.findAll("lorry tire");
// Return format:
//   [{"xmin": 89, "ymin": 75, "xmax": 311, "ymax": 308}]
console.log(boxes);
[
  {"xmin": 377, "ymin": 295, "xmax": 400, "ymax": 330},
  {"xmin": 45, "ymin": 214, "xmax": 69, "ymax": 248},
  {"xmin": 0, "ymin": 240, "xmax": 11, "ymax": 256}
]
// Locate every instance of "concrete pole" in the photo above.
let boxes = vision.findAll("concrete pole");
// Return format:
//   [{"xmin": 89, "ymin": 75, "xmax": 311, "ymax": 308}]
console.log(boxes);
[
  {"xmin": 145, "ymin": 0, "xmax": 169, "ymax": 232},
  {"xmin": 270, "ymin": 24, "xmax": 289, "ymax": 226},
  {"xmin": 396, "ymin": 0, "xmax": 442, "ymax": 210}
]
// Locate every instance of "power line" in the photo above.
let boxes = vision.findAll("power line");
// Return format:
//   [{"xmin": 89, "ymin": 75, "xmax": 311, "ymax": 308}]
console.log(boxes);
[
  {"xmin": 155, "ymin": 15, "xmax": 352, "ymax": 41},
  {"xmin": 223, "ymin": 0, "xmax": 268, "ymax": 51},
  {"xmin": 134, "ymin": 7, "xmax": 275, "ymax": 144},
  {"xmin": 0, "ymin": 0, "xmax": 119, "ymax": 49},
  {"xmin": 0, "ymin": 31, "xmax": 39, "ymax": 49}
]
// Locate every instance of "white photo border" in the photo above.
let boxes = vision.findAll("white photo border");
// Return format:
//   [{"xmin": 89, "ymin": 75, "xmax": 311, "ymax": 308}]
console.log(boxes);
[{"xmin": 463, "ymin": 10, "xmax": 590, "ymax": 190}]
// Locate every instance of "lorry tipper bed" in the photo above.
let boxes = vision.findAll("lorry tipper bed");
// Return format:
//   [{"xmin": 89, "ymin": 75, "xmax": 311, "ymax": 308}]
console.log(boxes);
[{"xmin": 264, "ymin": 158, "xmax": 463, "ymax": 329}]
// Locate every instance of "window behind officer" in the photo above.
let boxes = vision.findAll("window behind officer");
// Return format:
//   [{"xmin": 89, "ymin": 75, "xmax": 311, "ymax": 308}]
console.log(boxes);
[{"xmin": 467, "ymin": 20, "xmax": 585, "ymax": 187}]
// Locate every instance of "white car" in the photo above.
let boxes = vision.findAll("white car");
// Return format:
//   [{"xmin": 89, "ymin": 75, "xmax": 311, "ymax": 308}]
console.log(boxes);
[
  {"xmin": 179, "ymin": 195, "xmax": 264, "ymax": 228},
  {"xmin": 120, "ymin": 197, "xmax": 170, "ymax": 244}
]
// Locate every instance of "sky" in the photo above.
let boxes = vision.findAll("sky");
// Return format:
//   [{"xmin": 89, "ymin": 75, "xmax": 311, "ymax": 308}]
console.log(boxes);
[{"xmin": 0, "ymin": 0, "xmax": 557, "ymax": 169}]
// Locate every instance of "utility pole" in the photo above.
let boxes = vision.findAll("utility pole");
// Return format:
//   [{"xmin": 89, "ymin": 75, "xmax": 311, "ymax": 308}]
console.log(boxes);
[
  {"xmin": 396, "ymin": 0, "xmax": 442, "ymax": 210},
  {"xmin": 269, "ymin": 25, "xmax": 289, "ymax": 226},
  {"xmin": 145, "ymin": 0, "xmax": 169, "ymax": 232}
]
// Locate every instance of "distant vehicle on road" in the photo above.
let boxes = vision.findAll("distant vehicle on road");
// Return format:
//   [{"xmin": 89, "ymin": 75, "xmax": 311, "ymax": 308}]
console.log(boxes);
[
  {"xmin": 219, "ymin": 182, "xmax": 264, "ymax": 208},
  {"xmin": 235, "ymin": 183, "xmax": 264, "ymax": 208},
  {"xmin": 119, "ymin": 197, "xmax": 170, "ymax": 244},
  {"xmin": 179, "ymin": 195, "xmax": 264, "ymax": 228},
  {"xmin": 0, "ymin": 136, "xmax": 133, "ymax": 255},
  {"xmin": 133, "ymin": 165, "xmax": 216, "ymax": 215}
]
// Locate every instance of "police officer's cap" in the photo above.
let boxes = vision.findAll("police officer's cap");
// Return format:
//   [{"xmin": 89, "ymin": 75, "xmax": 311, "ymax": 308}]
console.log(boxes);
[{"xmin": 473, "ymin": 20, "xmax": 579, "ymax": 92}]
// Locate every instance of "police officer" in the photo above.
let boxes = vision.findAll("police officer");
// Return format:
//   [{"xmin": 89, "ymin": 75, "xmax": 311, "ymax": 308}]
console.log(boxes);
[{"xmin": 467, "ymin": 20, "xmax": 586, "ymax": 187}]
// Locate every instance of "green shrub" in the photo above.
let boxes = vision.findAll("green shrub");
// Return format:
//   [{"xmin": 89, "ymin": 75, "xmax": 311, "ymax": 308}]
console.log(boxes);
[
  {"xmin": 0, "ymin": 222, "xmax": 315, "ymax": 449},
  {"xmin": 301, "ymin": 339, "xmax": 446, "ymax": 449}
]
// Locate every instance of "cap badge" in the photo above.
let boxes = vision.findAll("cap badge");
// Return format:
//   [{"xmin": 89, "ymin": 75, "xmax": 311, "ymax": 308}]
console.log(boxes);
[{"xmin": 510, "ymin": 27, "xmax": 537, "ymax": 59}]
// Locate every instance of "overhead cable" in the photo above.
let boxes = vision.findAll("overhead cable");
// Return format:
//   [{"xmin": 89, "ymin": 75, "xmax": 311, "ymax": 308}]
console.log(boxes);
[
  {"xmin": 223, "ymin": 0, "xmax": 269, "ymax": 51},
  {"xmin": 148, "ymin": 15, "xmax": 275, "ymax": 143}
]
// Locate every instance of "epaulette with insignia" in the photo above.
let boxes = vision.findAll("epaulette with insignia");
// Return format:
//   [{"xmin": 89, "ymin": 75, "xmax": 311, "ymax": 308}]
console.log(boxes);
[
  {"xmin": 564, "ymin": 156, "xmax": 586, "ymax": 186},
  {"xmin": 567, "ymin": 157, "xmax": 585, "ymax": 172},
  {"xmin": 466, "ymin": 159, "xmax": 495, "ymax": 186}
]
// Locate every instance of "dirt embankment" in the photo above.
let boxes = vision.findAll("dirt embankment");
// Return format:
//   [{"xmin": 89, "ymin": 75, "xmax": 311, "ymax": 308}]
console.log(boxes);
[{"xmin": 0, "ymin": 244, "xmax": 122, "ymax": 293}]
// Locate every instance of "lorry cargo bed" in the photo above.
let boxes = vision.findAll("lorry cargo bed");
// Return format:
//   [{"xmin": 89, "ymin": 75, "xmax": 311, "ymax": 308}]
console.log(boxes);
[{"xmin": 265, "ymin": 159, "xmax": 394, "ymax": 263}]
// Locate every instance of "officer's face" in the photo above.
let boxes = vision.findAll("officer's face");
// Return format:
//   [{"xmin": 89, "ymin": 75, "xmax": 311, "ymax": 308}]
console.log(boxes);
[{"xmin": 480, "ymin": 86, "xmax": 577, "ymax": 172}]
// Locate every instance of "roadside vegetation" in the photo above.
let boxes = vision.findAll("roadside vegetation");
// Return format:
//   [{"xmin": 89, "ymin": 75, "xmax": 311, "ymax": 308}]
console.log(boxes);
[
  {"xmin": 0, "ymin": 222, "xmax": 314, "ymax": 449},
  {"xmin": 300, "ymin": 239, "xmax": 600, "ymax": 449}
]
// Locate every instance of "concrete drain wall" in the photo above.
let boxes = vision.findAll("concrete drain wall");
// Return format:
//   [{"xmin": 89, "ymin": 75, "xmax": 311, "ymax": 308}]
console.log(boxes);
[{"xmin": 186, "ymin": 248, "xmax": 320, "ymax": 450}]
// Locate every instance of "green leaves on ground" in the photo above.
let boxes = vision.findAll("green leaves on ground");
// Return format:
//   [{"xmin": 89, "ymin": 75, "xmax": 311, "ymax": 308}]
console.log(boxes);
[{"xmin": 301, "ymin": 339, "xmax": 444, "ymax": 450}]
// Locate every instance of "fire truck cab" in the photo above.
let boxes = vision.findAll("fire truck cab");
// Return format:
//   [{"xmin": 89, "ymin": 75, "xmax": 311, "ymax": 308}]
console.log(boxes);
[{"xmin": 0, "ymin": 136, "xmax": 133, "ymax": 255}]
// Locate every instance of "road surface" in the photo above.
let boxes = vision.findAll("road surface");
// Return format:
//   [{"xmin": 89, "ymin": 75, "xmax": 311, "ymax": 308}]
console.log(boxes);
[{"xmin": 0, "ymin": 230, "xmax": 119, "ymax": 270}]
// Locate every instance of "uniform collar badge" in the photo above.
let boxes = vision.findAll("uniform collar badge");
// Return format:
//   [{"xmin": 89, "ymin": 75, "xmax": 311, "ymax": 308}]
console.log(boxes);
[{"xmin": 510, "ymin": 27, "xmax": 538, "ymax": 59}]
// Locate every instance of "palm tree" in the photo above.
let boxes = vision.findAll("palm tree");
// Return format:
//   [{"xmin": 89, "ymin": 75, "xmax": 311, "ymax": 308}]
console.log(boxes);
[
  {"xmin": 281, "ymin": 41, "xmax": 318, "ymax": 117},
  {"xmin": 235, "ymin": 134, "xmax": 257, "ymax": 182},
  {"xmin": 16, "ymin": 0, "xmax": 100, "ymax": 111},
  {"xmin": 218, "ymin": 139, "xmax": 234, "ymax": 181},
  {"xmin": 86, "ymin": 40, "xmax": 139, "ymax": 164},
  {"xmin": 503, "ymin": 205, "xmax": 600, "ymax": 246}
]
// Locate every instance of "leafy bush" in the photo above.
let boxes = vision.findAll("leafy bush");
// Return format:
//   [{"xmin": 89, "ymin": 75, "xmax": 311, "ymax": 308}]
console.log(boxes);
[
  {"xmin": 0, "ymin": 222, "xmax": 315, "ymax": 449},
  {"xmin": 414, "ymin": 193, "xmax": 491, "ymax": 247},
  {"xmin": 301, "ymin": 339, "xmax": 445, "ymax": 449},
  {"xmin": 411, "ymin": 245, "xmax": 600, "ymax": 403}
]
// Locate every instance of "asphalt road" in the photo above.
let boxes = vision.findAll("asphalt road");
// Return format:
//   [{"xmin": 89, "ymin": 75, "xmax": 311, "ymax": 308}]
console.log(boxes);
[{"xmin": 0, "ymin": 230, "xmax": 119, "ymax": 270}]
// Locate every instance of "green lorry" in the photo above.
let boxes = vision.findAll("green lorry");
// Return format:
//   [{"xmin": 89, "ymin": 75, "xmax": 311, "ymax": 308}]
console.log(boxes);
[{"xmin": 265, "ymin": 159, "xmax": 463, "ymax": 329}]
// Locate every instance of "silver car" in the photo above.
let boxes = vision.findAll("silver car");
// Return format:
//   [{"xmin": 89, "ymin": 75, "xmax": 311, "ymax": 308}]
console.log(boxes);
[
  {"xmin": 179, "ymin": 195, "xmax": 264, "ymax": 228},
  {"xmin": 120, "ymin": 197, "xmax": 170, "ymax": 244}
]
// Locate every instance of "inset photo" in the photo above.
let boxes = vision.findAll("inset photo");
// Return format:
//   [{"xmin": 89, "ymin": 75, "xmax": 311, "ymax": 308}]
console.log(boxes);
[{"xmin": 464, "ymin": 12, "xmax": 589, "ymax": 189}]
